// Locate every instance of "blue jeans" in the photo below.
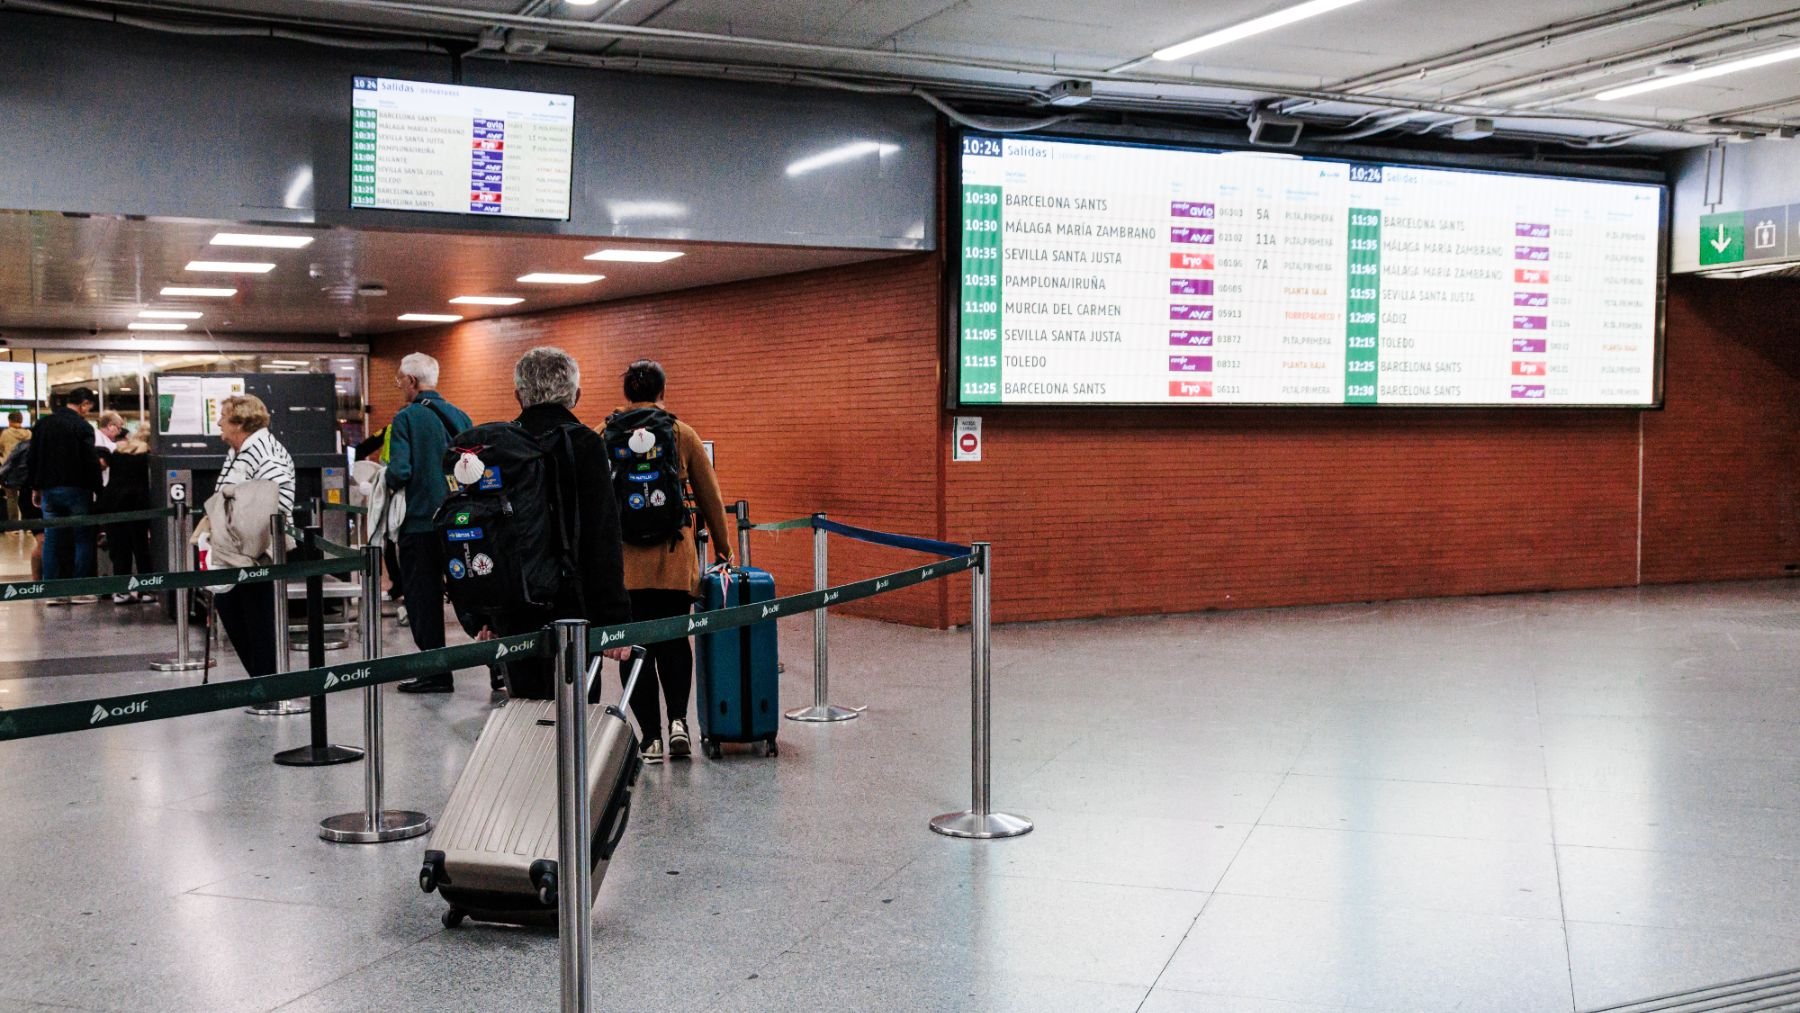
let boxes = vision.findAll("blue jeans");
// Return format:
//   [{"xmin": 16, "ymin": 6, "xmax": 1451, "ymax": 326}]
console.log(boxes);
[{"xmin": 40, "ymin": 486, "xmax": 95, "ymax": 582}]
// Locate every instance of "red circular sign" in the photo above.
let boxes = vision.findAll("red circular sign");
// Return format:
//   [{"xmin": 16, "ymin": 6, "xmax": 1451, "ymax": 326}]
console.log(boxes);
[{"xmin": 958, "ymin": 433, "xmax": 978, "ymax": 452}]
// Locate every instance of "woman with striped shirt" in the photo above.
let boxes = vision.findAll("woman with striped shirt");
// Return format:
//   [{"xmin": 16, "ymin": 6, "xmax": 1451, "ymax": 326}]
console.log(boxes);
[{"xmin": 213, "ymin": 395, "xmax": 295, "ymax": 680}]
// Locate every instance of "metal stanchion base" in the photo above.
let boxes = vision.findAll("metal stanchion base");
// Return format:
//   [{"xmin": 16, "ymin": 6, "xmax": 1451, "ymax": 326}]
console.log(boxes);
[
  {"xmin": 929, "ymin": 810, "xmax": 1034, "ymax": 840},
  {"xmin": 273, "ymin": 744, "xmax": 364, "ymax": 767},
  {"xmin": 245, "ymin": 699, "xmax": 311, "ymax": 716},
  {"xmin": 784, "ymin": 703, "xmax": 863, "ymax": 722},
  {"xmin": 319, "ymin": 810, "xmax": 433, "ymax": 844},
  {"xmin": 150, "ymin": 658, "xmax": 215, "ymax": 672}
]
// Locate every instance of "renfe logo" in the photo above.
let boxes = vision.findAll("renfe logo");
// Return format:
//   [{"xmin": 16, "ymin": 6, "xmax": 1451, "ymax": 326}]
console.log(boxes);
[
  {"xmin": 687, "ymin": 615, "xmax": 709, "ymax": 632},
  {"xmin": 321, "ymin": 666, "xmax": 372, "ymax": 689},
  {"xmin": 128, "ymin": 575, "xmax": 165, "ymax": 590},
  {"xmin": 88, "ymin": 700, "xmax": 149, "ymax": 725}
]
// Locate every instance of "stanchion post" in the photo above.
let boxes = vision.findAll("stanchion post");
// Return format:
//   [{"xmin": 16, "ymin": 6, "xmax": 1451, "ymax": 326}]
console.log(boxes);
[
  {"xmin": 319, "ymin": 544, "xmax": 431, "ymax": 843},
  {"xmin": 554, "ymin": 618, "xmax": 593, "ymax": 1013},
  {"xmin": 734, "ymin": 499, "xmax": 751, "ymax": 567},
  {"xmin": 151, "ymin": 501, "xmax": 210, "ymax": 672},
  {"xmin": 275, "ymin": 515, "xmax": 363, "ymax": 766},
  {"xmin": 785, "ymin": 512, "xmax": 860, "ymax": 723},
  {"xmin": 931, "ymin": 542, "xmax": 1032, "ymax": 840},
  {"xmin": 247, "ymin": 514, "xmax": 307, "ymax": 716}
]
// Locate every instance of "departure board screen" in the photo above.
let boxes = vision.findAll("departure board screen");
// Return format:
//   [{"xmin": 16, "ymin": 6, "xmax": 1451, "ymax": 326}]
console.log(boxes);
[
  {"xmin": 954, "ymin": 133, "xmax": 1665, "ymax": 407},
  {"xmin": 351, "ymin": 77, "xmax": 574, "ymax": 220}
]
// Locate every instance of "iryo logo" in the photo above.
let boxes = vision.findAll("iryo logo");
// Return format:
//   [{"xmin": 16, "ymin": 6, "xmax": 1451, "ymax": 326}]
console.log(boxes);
[
  {"xmin": 322, "ymin": 666, "xmax": 372, "ymax": 690},
  {"xmin": 88, "ymin": 700, "xmax": 149, "ymax": 725}
]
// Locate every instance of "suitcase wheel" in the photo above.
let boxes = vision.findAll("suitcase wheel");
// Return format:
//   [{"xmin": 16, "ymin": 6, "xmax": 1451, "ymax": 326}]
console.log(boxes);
[
  {"xmin": 418, "ymin": 865, "xmax": 436, "ymax": 894},
  {"xmin": 703, "ymin": 738, "xmax": 722, "ymax": 760},
  {"xmin": 536, "ymin": 871, "xmax": 558, "ymax": 907},
  {"xmin": 442, "ymin": 907, "xmax": 466, "ymax": 929},
  {"xmin": 765, "ymin": 739, "xmax": 778, "ymax": 758}
]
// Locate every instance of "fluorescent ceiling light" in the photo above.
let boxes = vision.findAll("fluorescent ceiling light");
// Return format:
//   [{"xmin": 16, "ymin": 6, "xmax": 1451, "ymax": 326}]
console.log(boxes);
[
  {"xmin": 160, "ymin": 286, "xmax": 237, "ymax": 297},
  {"xmin": 266, "ymin": 359, "xmax": 313, "ymax": 366},
  {"xmin": 185, "ymin": 260, "xmax": 276, "ymax": 274},
  {"xmin": 785, "ymin": 141, "xmax": 899, "ymax": 176},
  {"xmin": 517, "ymin": 272, "xmax": 604, "ymax": 284},
  {"xmin": 138, "ymin": 310, "xmax": 204, "ymax": 319},
  {"xmin": 565, "ymin": 0, "xmax": 600, "ymax": 5},
  {"xmin": 448, "ymin": 295, "xmax": 525, "ymax": 305},
  {"xmin": 397, "ymin": 313, "xmax": 464, "ymax": 323},
  {"xmin": 585, "ymin": 249, "xmax": 685, "ymax": 263},
  {"xmin": 128, "ymin": 322, "xmax": 188, "ymax": 331},
  {"xmin": 1153, "ymin": 0, "xmax": 1367, "ymax": 61},
  {"xmin": 209, "ymin": 232, "xmax": 315, "ymax": 249},
  {"xmin": 1595, "ymin": 43, "xmax": 1800, "ymax": 101}
]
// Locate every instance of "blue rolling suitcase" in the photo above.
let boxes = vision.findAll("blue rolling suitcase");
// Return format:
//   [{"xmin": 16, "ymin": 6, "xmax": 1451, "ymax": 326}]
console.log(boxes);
[{"xmin": 695, "ymin": 565, "xmax": 780, "ymax": 758}]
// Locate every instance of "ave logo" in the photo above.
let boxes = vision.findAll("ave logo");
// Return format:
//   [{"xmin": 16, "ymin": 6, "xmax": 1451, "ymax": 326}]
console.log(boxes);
[{"xmin": 89, "ymin": 700, "xmax": 149, "ymax": 725}]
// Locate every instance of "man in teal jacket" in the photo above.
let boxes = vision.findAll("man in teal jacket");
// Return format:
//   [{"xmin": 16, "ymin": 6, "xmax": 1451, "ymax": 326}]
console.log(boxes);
[{"xmin": 386, "ymin": 352, "xmax": 472, "ymax": 693}]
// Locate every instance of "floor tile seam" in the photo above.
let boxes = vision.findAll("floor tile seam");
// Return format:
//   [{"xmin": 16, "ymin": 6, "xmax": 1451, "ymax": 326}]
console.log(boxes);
[
  {"xmin": 1561, "ymin": 917, "xmax": 1800, "ymax": 942},
  {"xmin": 1544, "ymin": 787, "xmax": 1800, "ymax": 815},
  {"xmin": 1553, "ymin": 841, "xmax": 1800, "ymax": 867},
  {"xmin": 1141, "ymin": 983, "xmax": 1379, "ymax": 1010},
  {"xmin": 1534, "ymin": 664, "xmax": 1581, "ymax": 1013},
  {"xmin": 178, "ymin": 885, "xmax": 389, "ymax": 914},
  {"xmin": 1284, "ymin": 770, "xmax": 1549, "ymax": 790},
  {"xmin": 264, "ymin": 928, "xmax": 451, "ymax": 1013},
  {"xmin": 1252, "ymin": 818, "xmax": 1557, "ymax": 846},
  {"xmin": 1205, "ymin": 888, "xmax": 1570, "ymax": 924}
]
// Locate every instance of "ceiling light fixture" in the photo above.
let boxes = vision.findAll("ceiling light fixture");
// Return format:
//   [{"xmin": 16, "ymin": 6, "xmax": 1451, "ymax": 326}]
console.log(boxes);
[
  {"xmin": 448, "ymin": 295, "xmax": 525, "ymax": 305},
  {"xmin": 185, "ymin": 260, "xmax": 276, "ymax": 274},
  {"xmin": 1595, "ymin": 43, "xmax": 1800, "ymax": 101},
  {"xmin": 159, "ymin": 286, "xmax": 237, "ymax": 297},
  {"xmin": 397, "ymin": 313, "xmax": 464, "ymax": 323},
  {"xmin": 785, "ymin": 141, "xmax": 900, "ymax": 176},
  {"xmin": 266, "ymin": 359, "xmax": 313, "ymax": 366},
  {"xmin": 517, "ymin": 273, "xmax": 604, "ymax": 284},
  {"xmin": 209, "ymin": 232, "xmax": 315, "ymax": 249},
  {"xmin": 128, "ymin": 322, "xmax": 188, "ymax": 331},
  {"xmin": 138, "ymin": 310, "xmax": 204, "ymax": 320},
  {"xmin": 1152, "ymin": 0, "xmax": 1368, "ymax": 62},
  {"xmin": 584, "ymin": 249, "xmax": 685, "ymax": 263}
]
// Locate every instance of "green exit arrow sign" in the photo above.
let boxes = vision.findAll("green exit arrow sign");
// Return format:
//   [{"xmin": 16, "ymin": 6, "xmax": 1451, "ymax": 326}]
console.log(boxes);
[{"xmin": 1699, "ymin": 212, "xmax": 1745, "ymax": 266}]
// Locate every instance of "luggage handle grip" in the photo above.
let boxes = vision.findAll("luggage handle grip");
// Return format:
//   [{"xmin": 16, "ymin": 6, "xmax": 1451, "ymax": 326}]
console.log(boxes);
[{"xmin": 594, "ymin": 645, "xmax": 649, "ymax": 709}]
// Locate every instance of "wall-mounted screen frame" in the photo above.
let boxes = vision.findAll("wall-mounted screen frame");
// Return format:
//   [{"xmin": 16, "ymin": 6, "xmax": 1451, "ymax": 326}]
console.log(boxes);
[{"xmin": 948, "ymin": 130, "xmax": 1669, "ymax": 409}]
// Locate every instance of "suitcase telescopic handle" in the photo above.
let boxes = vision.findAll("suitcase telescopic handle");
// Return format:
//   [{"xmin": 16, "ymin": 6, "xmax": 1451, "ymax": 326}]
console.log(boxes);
[{"xmin": 594, "ymin": 645, "xmax": 650, "ymax": 707}]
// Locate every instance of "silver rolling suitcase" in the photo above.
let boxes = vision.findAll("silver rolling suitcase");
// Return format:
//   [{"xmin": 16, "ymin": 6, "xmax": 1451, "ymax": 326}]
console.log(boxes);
[{"xmin": 419, "ymin": 647, "xmax": 646, "ymax": 929}]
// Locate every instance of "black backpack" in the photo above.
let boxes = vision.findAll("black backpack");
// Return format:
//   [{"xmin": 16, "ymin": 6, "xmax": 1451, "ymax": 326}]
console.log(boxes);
[
  {"xmin": 601, "ymin": 407, "xmax": 688, "ymax": 546},
  {"xmin": 0, "ymin": 440, "xmax": 29, "ymax": 491},
  {"xmin": 433, "ymin": 421, "xmax": 583, "ymax": 617}
]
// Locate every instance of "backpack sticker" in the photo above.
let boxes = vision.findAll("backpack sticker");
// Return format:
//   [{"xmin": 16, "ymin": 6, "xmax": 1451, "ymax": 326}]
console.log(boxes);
[
  {"xmin": 453, "ymin": 511, "xmax": 472, "ymax": 526},
  {"xmin": 627, "ymin": 427, "xmax": 656, "ymax": 454},
  {"xmin": 631, "ymin": 469, "xmax": 661, "ymax": 484},
  {"xmin": 447, "ymin": 558, "xmax": 466, "ymax": 580},
  {"xmin": 470, "ymin": 553, "xmax": 495, "ymax": 576},
  {"xmin": 447, "ymin": 527, "xmax": 484, "ymax": 542},
  {"xmin": 627, "ymin": 493, "xmax": 646, "ymax": 510},
  {"xmin": 452, "ymin": 452, "xmax": 486, "ymax": 486},
  {"xmin": 649, "ymin": 489, "xmax": 667, "ymax": 507},
  {"xmin": 477, "ymin": 467, "xmax": 503, "ymax": 491}
]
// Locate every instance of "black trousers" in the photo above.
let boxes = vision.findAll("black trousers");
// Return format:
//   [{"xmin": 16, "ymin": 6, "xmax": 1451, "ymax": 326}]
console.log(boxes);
[
  {"xmin": 104, "ymin": 520, "xmax": 152, "ymax": 579},
  {"xmin": 397, "ymin": 531, "xmax": 450, "ymax": 679},
  {"xmin": 215, "ymin": 581, "xmax": 278, "ymax": 678},
  {"xmin": 618, "ymin": 588, "xmax": 696, "ymax": 742}
]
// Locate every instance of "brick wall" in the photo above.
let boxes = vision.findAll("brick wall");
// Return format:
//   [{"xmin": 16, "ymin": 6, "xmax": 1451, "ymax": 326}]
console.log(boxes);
[{"xmin": 374, "ymin": 262, "xmax": 1800, "ymax": 629}]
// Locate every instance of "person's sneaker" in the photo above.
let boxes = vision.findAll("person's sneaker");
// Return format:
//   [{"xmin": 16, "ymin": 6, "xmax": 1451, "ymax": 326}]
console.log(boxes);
[
  {"xmin": 43, "ymin": 597, "xmax": 68, "ymax": 607},
  {"xmin": 640, "ymin": 739, "xmax": 665, "ymax": 765},
  {"xmin": 69, "ymin": 594, "xmax": 100, "ymax": 605},
  {"xmin": 667, "ymin": 719, "xmax": 691, "ymax": 758},
  {"xmin": 110, "ymin": 592, "xmax": 133, "ymax": 604},
  {"xmin": 396, "ymin": 604, "xmax": 409, "ymax": 627},
  {"xmin": 397, "ymin": 676, "xmax": 453, "ymax": 694}
]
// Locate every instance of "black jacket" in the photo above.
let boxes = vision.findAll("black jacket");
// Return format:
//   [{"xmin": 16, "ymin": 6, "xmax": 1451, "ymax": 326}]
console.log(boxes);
[
  {"xmin": 513, "ymin": 402, "xmax": 632, "ymax": 629},
  {"xmin": 27, "ymin": 406, "xmax": 101, "ymax": 493},
  {"xmin": 98, "ymin": 453, "xmax": 152, "ymax": 513}
]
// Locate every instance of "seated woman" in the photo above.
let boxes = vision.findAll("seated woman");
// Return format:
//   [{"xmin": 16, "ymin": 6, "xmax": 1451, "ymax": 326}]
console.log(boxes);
[{"xmin": 206, "ymin": 395, "xmax": 295, "ymax": 679}]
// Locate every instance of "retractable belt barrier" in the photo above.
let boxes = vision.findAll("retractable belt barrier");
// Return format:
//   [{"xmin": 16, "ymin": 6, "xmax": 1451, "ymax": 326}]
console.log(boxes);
[
  {"xmin": 318, "ymin": 501, "xmax": 368, "ymax": 515},
  {"xmin": 0, "ymin": 555, "xmax": 359, "ymax": 604},
  {"xmin": 0, "ymin": 505, "xmax": 176, "ymax": 532},
  {"xmin": 0, "ymin": 552, "xmax": 976, "ymax": 742},
  {"xmin": 745, "ymin": 516, "xmax": 813, "ymax": 533}
]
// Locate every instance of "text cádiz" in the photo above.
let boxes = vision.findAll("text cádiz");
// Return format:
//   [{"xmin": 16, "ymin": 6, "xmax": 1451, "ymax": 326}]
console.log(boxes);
[
  {"xmin": 1003, "ymin": 302, "xmax": 1123, "ymax": 317},
  {"xmin": 1005, "ymin": 221, "xmax": 1154, "ymax": 239}
]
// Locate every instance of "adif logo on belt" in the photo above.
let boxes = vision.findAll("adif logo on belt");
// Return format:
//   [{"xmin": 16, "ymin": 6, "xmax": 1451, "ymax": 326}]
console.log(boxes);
[
  {"xmin": 495, "ymin": 638, "xmax": 537, "ymax": 659},
  {"xmin": 598, "ymin": 630, "xmax": 626, "ymax": 646},
  {"xmin": 89, "ymin": 700, "xmax": 149, "ymax": 725},
  {"xmin": 687, "ymin": 615, "xmax": 709, "ymax": 632},
  {"xmin": 874, "ymin": 579, "xmax": 890, "ymax": 591},
  {"xmin": 760, "ymin": 604, "xmax": 779, "ymax": 618},
  {"xmin": 823, "ymin": 590, "xmax": 841, "ymax": 604},
  {"xmin": 322, "ymin": 666, "xmax": 372, "ymax": 690},
  {"xmin": 129, "ymin": 575, "xmax": 164, "ymax": 590},
  {"xmin": 237, "ymin": 568, "xmax": 270, "ymax": 583},
  {"xmin": 4, "ymin": 584, "xmax": 44, "ymax": 600}
]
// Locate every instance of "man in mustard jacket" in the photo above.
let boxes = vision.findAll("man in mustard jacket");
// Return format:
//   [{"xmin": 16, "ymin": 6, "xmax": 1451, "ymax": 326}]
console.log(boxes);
[{"xmin": 603, "ymin": 359, "xmax": 731, "ymax": 763}]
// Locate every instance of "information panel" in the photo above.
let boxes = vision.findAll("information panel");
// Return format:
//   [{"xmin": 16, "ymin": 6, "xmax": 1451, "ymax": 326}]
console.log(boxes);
[
  {"xmin": 352, "ymin": 77, "xmax": 574, "ymax": 220},
  {"xmin": 956, "ymin": 133, "xmax": 1664, "ymax": 407}
]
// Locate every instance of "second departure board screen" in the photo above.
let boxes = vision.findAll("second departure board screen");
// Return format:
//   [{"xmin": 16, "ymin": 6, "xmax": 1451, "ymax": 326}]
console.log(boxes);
[
  {"xmin": 955, "ymin": 133, "xmax": 1665, "ymax": 407},
  {"xmin": 352, "ymin": 77, "xmax": 575, "ymax": 220}
]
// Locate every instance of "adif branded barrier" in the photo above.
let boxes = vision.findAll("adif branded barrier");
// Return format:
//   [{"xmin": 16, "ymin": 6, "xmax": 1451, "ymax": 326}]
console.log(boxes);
[{"xmin": 0, "ymin": 511, "xmax": 1030, "ymax": 1013}]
